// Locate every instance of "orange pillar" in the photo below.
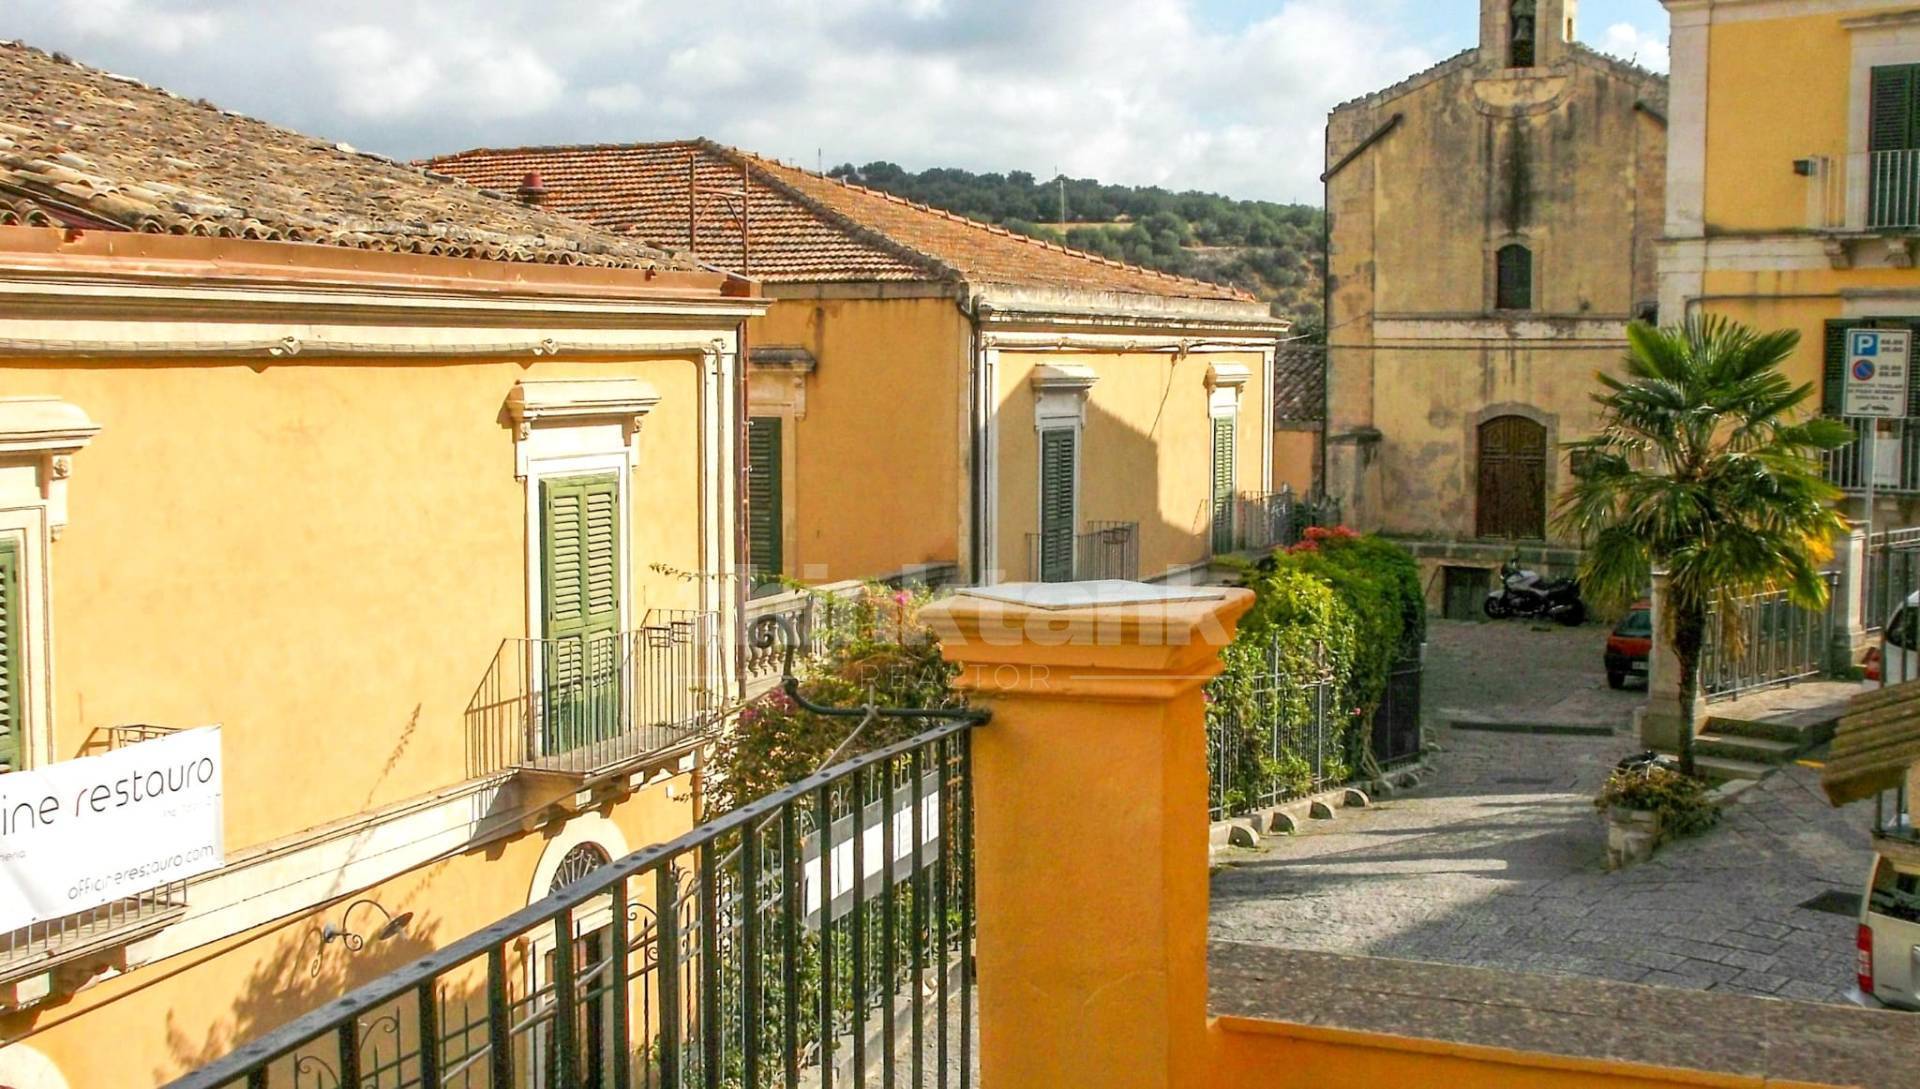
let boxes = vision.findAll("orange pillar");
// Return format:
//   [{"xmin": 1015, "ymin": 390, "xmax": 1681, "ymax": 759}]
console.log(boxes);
[{"xmin": 921, "ymin": 584, "xmax": 1254, "ymax": 1089}]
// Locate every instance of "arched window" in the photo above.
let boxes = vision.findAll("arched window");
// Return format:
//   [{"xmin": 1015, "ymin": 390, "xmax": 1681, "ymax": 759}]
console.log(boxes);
[
  {"xmin": 1496, "ymin": 244, "xmax": 1533, "ymax": 311},
  {"xmin": 1510, "ymin": 0, "xmax": 1536, "ymax": 67},
  {"xmin": 1477, "ymin": 415, "xmax": 1548, "ymax": 539},
  {"xmin": 548, "ymin": 842, "xmax": 611, "ymax": 894}
]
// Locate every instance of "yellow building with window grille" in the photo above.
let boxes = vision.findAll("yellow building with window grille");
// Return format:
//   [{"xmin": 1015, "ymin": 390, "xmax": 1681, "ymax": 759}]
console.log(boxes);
[
  {"xmin": 1660, "ymin": 0, "xmax": 1920, "ymax": 531},
  {"xmin": 0, "ymin": 42, "xmax": 765, "ymax": 1088},
  {"xmin": 428, "ymin": 142, "xmax": 1291, "ymax": 589}
]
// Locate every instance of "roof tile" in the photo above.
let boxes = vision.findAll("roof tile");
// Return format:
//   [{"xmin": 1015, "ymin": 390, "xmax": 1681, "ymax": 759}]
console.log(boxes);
[
  {"xmin": 0, "ymin": 41, "xmax": 686, "ymax": 271},
  {"xmin": 429, "ymin": 140, "xmax": 1256, "ymax": 303}
]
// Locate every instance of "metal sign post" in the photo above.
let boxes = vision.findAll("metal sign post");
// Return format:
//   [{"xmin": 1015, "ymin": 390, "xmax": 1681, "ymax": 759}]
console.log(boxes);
[
  {"xmin": 1844, "ymin": 327, "xmax": 1914, "ymax": 685},
  {"xmin": 1844, "ymin": 327, "xmax": 1913, "ymax": 552}
]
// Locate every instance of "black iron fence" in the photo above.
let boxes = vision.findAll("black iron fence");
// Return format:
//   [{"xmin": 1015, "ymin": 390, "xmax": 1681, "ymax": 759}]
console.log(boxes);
[
  {"xmin": 168, "ymin": 721, "xmax": 977, "ymax": 1089},
  {"xmin": 1218, "ymin": 488, "xmax": 1342, "ymax": 555},
  {"xmin": 465, "ymin": 610, "xmax": 723, "ymax": 778},
  {"xmin": 1206, "ymin": 641, "xmax": 1338, "ymax": 822},
  {"xmin": 1024, "ymin": 521, "xmax": 1139, "ymax": 583},
  {"xmin": 1700, "ymin": 573, "xmax": 1838, "ymax": 701},
  {"xmin": 1369, "ymin": 654, "xmax": 1423, "ymax": 769}
]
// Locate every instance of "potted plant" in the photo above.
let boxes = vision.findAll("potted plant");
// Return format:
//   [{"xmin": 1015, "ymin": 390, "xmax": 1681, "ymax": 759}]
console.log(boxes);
[{"xmin": 1595, "ymin": 762, "xmax": 1718, "ymax": 869}]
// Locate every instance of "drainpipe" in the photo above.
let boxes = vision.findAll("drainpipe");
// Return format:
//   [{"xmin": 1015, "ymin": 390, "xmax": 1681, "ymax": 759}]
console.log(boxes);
[
  {"xmin": 961, "ymin": 287, "xmax": 987, "ymax": 584},
  {"xmin": 734, "ymin": 315, "xmax": 751, "ymax": 697}
]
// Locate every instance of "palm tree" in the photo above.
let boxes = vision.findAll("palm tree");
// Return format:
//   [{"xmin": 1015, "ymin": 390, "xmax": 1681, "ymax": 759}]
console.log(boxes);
[{"xmin": 1555, "ymin": 317, "xmax": 1852, "ymax": 776}]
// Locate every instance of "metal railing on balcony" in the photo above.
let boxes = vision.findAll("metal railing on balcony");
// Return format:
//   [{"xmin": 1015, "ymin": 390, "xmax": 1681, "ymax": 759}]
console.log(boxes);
[
  {"xmin": 167, "ymin": 720, "xmax": 978, "ymax": 1089},
  {"xmin": 1024, "ymin": 521, "xmax": 1139, "ymax": 583},
  {"xmin": 1, "ymin": 724, "xmax": 191, "ymax": 984},
  {"xmin": 1700, "ymin": 573, "xmax": 1839, "ymax": 701},
  {"xmin": 466, "ymin": 610, "xmax": 722, "ymax": 779},
  {"xmin": 1801, "ymin": 150, "xmax": 1920, "ymax": 232},
  {"xmin": 1822, "ymin": 417, "xmax": 1920, "ymax": 497},
  {"xmin": 1219, "ymin": 488, "xmax": 1342, "ymax": 555}
]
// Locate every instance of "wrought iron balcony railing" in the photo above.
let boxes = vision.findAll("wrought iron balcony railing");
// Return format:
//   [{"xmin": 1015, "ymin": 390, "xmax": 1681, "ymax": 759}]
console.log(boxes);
[
  {"xmin": 1823, "ymin": 417, "xmax": 1920, "ymax": 497},
  {"xmin": 465, "ymin": 610, "xmax": 722, "ymax": 780},
  {"xmin": 1800, "ymin": 150, "xmax": 1920, "ymax": 232},
  {"xmin": 167, "ymin": 720, "xmax": 978, "ymax": 1089},
  {"xmin": 1216, "ymin": 488, "xmax": 1342, "ymax": 555},
  {"xmin": 1, "ymin": 725, "xmax": 191, "ymax": 990},
  {"xmin": 1025, "ymin": 521, "xmax": 1139, "ymax": 583}
]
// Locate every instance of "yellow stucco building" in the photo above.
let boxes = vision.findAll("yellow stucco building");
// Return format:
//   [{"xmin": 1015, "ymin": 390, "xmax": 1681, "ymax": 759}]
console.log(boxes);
[
  {"xmin": 1661, "ymin": 0, "xmax": 1920, "ymax": 530},
  {"xmin": 428, "ymin": 142, "xmax": 1291, "ymax": 589},
  {"xmin": 0, "ymin": 43, "xmax": 766, "ymax": 1088},
  {"xmin": 1325, "ymin": 0, "xmax": 1668, "ymax": 615}
]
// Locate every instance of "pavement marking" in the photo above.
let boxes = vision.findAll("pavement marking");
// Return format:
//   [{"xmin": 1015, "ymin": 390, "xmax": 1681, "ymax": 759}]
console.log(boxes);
[{"xmin": 1796, "ymin": 758, "xmax": 1826, "ymax": 769}]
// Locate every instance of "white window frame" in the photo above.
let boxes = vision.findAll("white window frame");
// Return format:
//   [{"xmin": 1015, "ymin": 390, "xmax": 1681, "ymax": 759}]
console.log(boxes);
[
  {"xmin": 1844, "ymin": 11, "xmax": 1920, "ymax": 229},
  {"xmin": 507, "ymin": 378, "xmax": 659, "ymax": 651},
  {"xmin": 1031, "ymin": 366, "xmax": 1097, "ymax": 582},
  {"xmin": 0, "ymin": 398, "xmax": 100, "ymax": 771}
]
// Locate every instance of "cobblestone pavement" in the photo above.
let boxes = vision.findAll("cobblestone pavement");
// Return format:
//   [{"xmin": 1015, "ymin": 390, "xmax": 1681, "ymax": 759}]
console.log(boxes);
[{"xmin": 1209, "ymin": 619, "xmax": 1877, "ymax": 1004}]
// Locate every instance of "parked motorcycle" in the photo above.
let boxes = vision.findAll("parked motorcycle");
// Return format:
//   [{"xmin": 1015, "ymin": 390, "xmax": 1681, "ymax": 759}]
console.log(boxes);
[{"xmin": 1484, "ymin": 556, "xmax": 1586, "ymax": 626}]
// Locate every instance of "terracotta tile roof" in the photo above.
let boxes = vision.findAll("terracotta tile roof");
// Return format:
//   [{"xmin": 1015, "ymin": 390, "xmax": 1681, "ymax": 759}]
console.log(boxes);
[
  {"xmin": 1273, "ymin": 344, "xmax": 1324, "ymax": 424},
  {"xmin": 0, "ymin": 41, "xmax": 686, "ymax": 270},
  {"xmin": 428, "ymin": 140, "xmax": 1255, "ymax": 303}
]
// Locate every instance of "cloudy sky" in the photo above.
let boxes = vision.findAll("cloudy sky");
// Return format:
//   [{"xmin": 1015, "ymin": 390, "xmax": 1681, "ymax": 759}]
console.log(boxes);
[{"xmin": 3, "ymin": 0, "xmax": 1668, "ymax": 204}]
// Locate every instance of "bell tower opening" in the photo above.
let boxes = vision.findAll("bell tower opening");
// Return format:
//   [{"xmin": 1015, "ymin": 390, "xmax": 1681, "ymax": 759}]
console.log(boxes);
[{"xmin": 1484, "ymin": 0, "xmax": 1573, "ymax": 70}]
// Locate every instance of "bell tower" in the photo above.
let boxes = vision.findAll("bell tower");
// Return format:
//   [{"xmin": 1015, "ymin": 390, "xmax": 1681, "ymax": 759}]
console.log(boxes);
[{"xmin": 1481, "ymin": 0, "xmax": 1575, "ymax": 69}]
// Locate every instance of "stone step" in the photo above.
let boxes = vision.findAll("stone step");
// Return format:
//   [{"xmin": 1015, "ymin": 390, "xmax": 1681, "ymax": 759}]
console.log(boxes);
[
  {"xmin": 1701, "ymin": 713, "xmax": 1835, "ymax": 747},
  {"xmin": 1693, "ymin": 732, "xmax": 1804, "ymax": 765},
  {"xmin": 1691, "ymin": 754, "xmax": 1773, "ymax": 783}
]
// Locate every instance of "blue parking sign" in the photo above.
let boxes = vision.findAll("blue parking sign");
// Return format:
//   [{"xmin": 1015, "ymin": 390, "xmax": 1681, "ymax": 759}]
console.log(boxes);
[{"xmin": 1855, "ymin": 330, "xmax": 1881, "ymax": 356}]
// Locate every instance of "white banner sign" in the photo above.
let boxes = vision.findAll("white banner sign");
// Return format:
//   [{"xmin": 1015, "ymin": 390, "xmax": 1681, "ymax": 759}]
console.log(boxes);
[
  {"xmin": 1844, "ymin": 328, "xmax": 1912, "ymax": 419},
  {"xmin": 0, "ymin": 726, "xmax": 223, "ymax": 932}
]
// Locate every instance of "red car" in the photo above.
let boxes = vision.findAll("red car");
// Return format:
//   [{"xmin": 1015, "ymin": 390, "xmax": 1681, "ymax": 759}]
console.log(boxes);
[{"xmin": 1605, "ymin": 600, "xmax": 1652, "ymax": 689}]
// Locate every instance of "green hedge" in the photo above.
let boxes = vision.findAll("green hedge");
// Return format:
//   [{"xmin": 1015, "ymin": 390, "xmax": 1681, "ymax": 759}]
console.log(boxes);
[{"xmin": 1210, "ymin": 528, "xmax": 1426, "ymax": 808}]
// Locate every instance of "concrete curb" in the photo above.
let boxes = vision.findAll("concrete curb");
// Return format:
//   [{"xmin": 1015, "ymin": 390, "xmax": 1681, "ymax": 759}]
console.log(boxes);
[
  {"xmin": 1450, "ymin": 719, "xmax": 1616, "ymax": 738},
  {"xmin": 1209, "ymin": 765, "xmax": 1428, "ymax": 860}
]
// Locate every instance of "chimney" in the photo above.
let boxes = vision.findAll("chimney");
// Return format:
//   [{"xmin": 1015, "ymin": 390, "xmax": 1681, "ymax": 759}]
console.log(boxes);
[{"xmin": 517, "ymin": 171, "xmax": 548, "ymax": 206}]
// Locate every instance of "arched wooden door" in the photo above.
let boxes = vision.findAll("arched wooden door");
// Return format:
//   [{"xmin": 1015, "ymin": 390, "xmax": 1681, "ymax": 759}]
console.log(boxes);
[{"xmin": 1476, "ymin": 415, "xmax": 1547, "ymax": 539}]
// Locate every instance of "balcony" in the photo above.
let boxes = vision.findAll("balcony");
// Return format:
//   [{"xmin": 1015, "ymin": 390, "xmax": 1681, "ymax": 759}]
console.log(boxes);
[
  {"xmin": 1025, "ymin": 520, "xmax": 1139, "ymax": 582},
  {"xmin": 0, "ymin": 725, "xmax": 191, "ymax": 1006},
  {"xmin": 1213, "ymin": 487, "xmax": 1342, "ymax": 556},
  {"xmin": 1823, "ymin": 416, "xmax": 1920, "ymax": 496},
  {"xmin": 465, "ymin": 610, "xmax": 722, "ymax": 783},
  {"xmin": 1802, "ymin": 150, "xmax": 1920, "ymax": 265}
]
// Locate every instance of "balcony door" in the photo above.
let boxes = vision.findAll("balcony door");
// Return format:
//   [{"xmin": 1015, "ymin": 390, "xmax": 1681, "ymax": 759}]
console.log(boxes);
[
  {"xmin": 542, "ymin": 474, "xmax": 624, "ymax": 757},
  {"xmin": 1038, "ymin": 427, "xmax": 1077, "ymax": 582},
  {"xmin": 1476, "ymin": 415, "xmax": 1547, "ymax": 540},
  {"xmin": 1871, "ymin": 65, "xmax": 1920, "ymax": 229}
]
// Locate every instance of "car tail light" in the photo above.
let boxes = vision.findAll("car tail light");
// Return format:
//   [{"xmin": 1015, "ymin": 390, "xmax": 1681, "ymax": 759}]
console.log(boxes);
[
  {"xmin": 1866, "ymin": 646, "xmax": 1883, "ymax": 682},
  {"xmin": 1858, "ymin": 923, "xmax": 1875, "ymax": 994}
]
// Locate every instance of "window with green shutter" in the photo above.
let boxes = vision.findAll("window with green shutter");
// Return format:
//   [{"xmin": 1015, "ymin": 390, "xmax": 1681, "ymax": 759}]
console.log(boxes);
[
  {"xmin": 1870, "ymin": 65, "xmax": 1920, "ymax": 228},
  {"xmin": 1038, "ymin": 428, "xmax": 1077, "ymax": 582},
  {"xmin": 0, "ymin": 540, "xmax": 18, "ymax": 773},
  {"xmin": 541, "ymin": 474, "xmax": 622, "ymax": 754},
  {"xmin": 1211, "ymin": 416, "xmax": 1237, "ymax": 555},
  {"xmin": 747, "ymin": 417, "xmax": 784, "ymax": 595}
]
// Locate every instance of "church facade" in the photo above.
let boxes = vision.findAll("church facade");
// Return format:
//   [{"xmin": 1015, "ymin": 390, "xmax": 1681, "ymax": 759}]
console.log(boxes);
[{"xmin": 1323, "ymin": 0, "xmax": 1667, "ymax": 615}]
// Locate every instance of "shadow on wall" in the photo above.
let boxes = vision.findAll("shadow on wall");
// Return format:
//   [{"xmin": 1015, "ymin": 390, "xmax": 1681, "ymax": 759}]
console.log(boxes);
[{"xmin": 160, "ymin": 866, "xmax": 451, "ymax": 1085}]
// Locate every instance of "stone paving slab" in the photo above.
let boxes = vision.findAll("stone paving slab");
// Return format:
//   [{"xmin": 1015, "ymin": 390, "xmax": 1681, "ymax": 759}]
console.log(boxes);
[
  {"xmin": 1210, "ymin": 619, "xmax": 1878, "ymax": 1006},
  {"xmin": 1211, "ymin": 943, "xmax": 1920, "ymax": 1089}
]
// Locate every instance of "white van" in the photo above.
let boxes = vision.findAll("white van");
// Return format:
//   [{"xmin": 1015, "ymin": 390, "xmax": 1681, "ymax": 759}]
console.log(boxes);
[
  {"xmin": 1857, "ymin": 847, "xmax": 1920, "ymax": 1010},
  {"xmin": 1879, "ymin": 591, "xmax": 1920, "ymax": 686}
]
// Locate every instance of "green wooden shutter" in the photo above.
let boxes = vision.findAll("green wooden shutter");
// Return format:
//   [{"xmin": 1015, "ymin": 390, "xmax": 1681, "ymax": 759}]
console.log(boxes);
[
  {"xmin": 541, "ymin": 475, "xmax": 622, "ymax": 753},
  {"xmin": 0, "ymin": 540, "xmax": 18, "ymax": 773},
  {"xmin": 1039, "ymin": 429, "xmax": 1076, "ymax": 582},
  {"xmin": 1211, "ymin": 417, "xmax": 1237, "ymax": 554},
  {"xmin": 747, "ymin": 417, "xmax": 783, "ymax": 592},
  {"xmin": 1871, "ymin": 65, "xmax": 1919, "ymax": 153}
]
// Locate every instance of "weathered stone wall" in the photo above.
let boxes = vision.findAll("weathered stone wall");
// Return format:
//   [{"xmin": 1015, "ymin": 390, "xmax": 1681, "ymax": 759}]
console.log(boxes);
[{"xmin": 1325, "ymin": 2, "xmax": 1666, "ymax": 559}]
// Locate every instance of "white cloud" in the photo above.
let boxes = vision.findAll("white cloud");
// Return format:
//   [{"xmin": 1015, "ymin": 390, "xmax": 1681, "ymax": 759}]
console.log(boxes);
[
  {"xmin": 310, "ymin": 23, "xmax": 563, "ymax": 122},
  {"xmin": 53, "ymin": 0, "xmax": 217, "ymax": 54},
  {"xmin": 1, "ymin": 0, "xmax": 1469, "ymax": 201},
  {"xmin": 1600, "ymin": 21, "xmax": 1669, "ymax": 73}
]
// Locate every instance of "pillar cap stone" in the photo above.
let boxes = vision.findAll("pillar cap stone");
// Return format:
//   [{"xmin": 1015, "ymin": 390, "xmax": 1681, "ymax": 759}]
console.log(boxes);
[{"xmin": 922, "ymin": 581, "xmax": 1255, "ymax": 701}]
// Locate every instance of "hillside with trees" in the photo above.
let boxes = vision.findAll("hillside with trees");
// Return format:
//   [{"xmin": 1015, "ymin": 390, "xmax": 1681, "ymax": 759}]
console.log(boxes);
[{"xmin": 827, "ymin": 162, "xmax": 1325, "ymax": 327}]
